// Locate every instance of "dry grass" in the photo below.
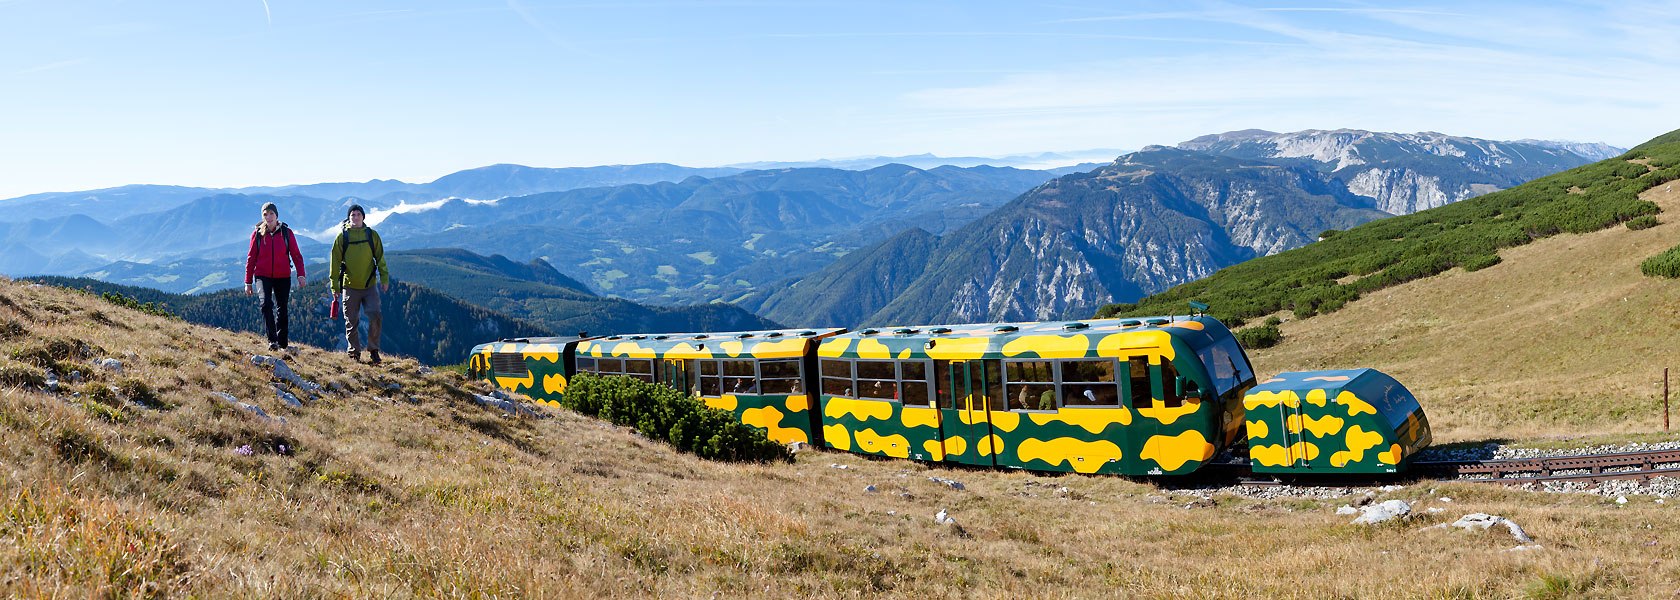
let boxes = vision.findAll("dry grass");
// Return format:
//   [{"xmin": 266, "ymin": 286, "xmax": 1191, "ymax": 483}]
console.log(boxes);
[
  {"xmin": 3, "ymin": 236, "xmax": 1680, "ymax": 597},
  {"xmin": 1253, "ymin": 180, "xmax": 1680, "ymax": 445}
]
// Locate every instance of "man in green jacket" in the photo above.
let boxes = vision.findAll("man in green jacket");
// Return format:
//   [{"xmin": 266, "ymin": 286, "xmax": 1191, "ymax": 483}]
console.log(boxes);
[{"xmin": 329, "ymin": 204, "xmax": 390, "ymax": 364}]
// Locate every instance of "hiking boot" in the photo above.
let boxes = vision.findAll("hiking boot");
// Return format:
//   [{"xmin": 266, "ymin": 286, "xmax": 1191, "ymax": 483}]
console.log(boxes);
[
  {"xmin": 348, "ymin": 350, "xmax": 360, "ymax": 363},
  {"xmin": 268, "ymin": 342, "xmax": 279, "ymax": 351},
  {"xmin": 368, "ymin": 351, "xmax": 382, "ymax": 365}
]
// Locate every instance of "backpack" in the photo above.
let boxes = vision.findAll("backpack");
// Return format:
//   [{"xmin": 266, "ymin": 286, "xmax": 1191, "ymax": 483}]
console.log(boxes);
[{"xmin": 339, "ymin": 223, "xmax": 384, "ymax": 288}]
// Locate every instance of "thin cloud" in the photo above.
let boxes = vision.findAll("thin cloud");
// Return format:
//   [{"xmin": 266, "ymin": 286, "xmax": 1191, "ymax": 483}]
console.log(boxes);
[
  {"xmin": 15, "ymin": 58, "xmax": 89, "ymax": 75},
  {"xmin": 506, "ymin": 0, "xmax": 600, "ymax": 58},
  {"xmin": 260, "ymin": 0, "xmax": 271, "ymax": 25}
]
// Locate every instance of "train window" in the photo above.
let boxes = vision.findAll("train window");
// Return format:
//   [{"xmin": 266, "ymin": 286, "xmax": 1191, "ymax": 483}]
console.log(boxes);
[
  {"xmin": 1197, "ymin": 337, "xmax": 1254, "ymax": 396},
  {"xmin": 598, "ymin": 358, "xmax": 623, "ymax": 374},
  {"xmin": 700, "ymin": 373, "xmax": 722, "ymax": 396},
  {"xmin": 933, "ymin": 361, "xmax": 951, "ymax": 408},
  {"xmin": 1159, "ymin": 361, "xmax": 1184, "ymax": 408},
  {"xmin": 625, "ymin": 359, "xmax": 655, "ymax": 382},
  {"xmin": 1005, "ymin": 360, "xmax": 1057, "ymax": 411},
  {"xmin": 900, "ymin": 361, "xmax": 931, "ymax": 407},
  {"xmin": 983, "ymin": 360, "xmax": 1006, "ymax": 412},
  {"xmin": 855, "ymin": 360, "xmax": 895, "ymax": 380},
  {"xmin": 701, "ymin": 361, "xmax": 719, "ymax": 376},
  {"xmin": 1127, "ymin": 357, "xmax": 1151, "ymax": 408},
  {"xmin": 1061, "ymin": 359, "xmax": 1120, "ymax": 407},
  {"xmin": 855, "ymin": 360, "xmax": 896, "ymax": 400},
  {"xmin": 575, "ymin": 356, "xmax": 596, "ymax": 373},
  {"xmin": 759, "ymin": 359, "xmax": 803, "ymax": 395},
  {"xmin": 722, "ymin": 359, "xmax": 756, "ymax": 377},
  {"xmin": 820, "ymin": 359, "xmax": 852, "ymax": 397}
]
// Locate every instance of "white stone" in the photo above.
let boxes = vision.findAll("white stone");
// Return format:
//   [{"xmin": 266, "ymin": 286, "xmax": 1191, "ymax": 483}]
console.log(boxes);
[{"xmin": 1351, "ymin": 499, "xmax": 1411, "ymax": 525}]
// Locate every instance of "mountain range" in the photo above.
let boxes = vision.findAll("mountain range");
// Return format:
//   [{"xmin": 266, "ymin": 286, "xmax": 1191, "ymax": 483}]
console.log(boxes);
[
  {"xmin": 755, "ymin": 131, "xmax": 1613, "ymax": 326},
  {"xmin": 1, "ymin": 131, "xmax": 1620, "ymax": 334}
]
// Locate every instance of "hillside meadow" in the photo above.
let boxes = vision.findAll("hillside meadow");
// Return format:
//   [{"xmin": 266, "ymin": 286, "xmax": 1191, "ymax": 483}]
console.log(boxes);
[
  {"xmin": 0, "ymin": 274, "xmax": 1677, "ymax": 598},
  {"xmin": 1251, "ymin": 178, "xmax": 1680, "ymax": 444}
]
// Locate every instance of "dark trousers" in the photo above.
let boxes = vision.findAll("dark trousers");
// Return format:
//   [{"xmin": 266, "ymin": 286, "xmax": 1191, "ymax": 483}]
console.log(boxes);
[{"xmin": 257, "ymin": 276, "xmax": 292, "ymax": 347}]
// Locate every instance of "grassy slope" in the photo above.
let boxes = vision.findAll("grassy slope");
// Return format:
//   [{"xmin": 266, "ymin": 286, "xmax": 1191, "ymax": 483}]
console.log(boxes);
[
  {"xmin": 1250, "ymin": 179, "xmax": 1680, "ymax": 443},
  {"xmin": 3, "ymin": 280, "xmax": 1680, "ymax": 597}
]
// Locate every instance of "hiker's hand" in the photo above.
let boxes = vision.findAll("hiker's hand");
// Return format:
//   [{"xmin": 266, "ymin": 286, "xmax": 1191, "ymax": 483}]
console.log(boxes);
[
  {"xmin": 297, "ymin": 275, "xmax": 306, "ymax": 286},
  {"xmin": 380, "ymin": 283, "xmax": 388, "ymax": 293},
  {"xmin": 244, "ymin": 284, "xmax": 253, "ymax": 296}
]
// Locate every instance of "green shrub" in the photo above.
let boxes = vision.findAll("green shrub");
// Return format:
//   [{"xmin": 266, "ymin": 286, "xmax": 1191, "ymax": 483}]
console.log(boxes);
[
  {"xmin": 1264, "ymin": 316, "xmax": 1282, "ymax": 327},
  {"xmin": 1235, "ymin": 325, "xmax": 1282, "ymax": 350},
  {"xmin": 1461, "ymin": 254, "xmax": 1502, "ymax": 272},
  {"xmin": 562, "ymin": 373, "xmax": 790, "ymax": 463},
  {"xmin": 1625, "ymin": 215, "xmax": 1659, "ymax": 230},
  {"xmin": 99, "ymin": 292, "xmax": 178, "ymax": 319},
  {"xmin": 1641, "ymin": 245, "xmax": 1680, "ymax": 278}
]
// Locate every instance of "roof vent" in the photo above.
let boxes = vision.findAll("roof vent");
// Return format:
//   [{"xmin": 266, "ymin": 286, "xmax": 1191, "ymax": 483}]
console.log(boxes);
[
  {"xmin": 766, "ymin": 332, "xmax": 783, "ymax": 338},
  {"xmin": 1063, "ymin": 322, "xmax": 1090, "ymax": 330},
  {"xmin": 930, "ymin": 327, "xmax": 952, "ymax": 334},
  {"xmin": 798, "ymin": 330, "xmax": 818, "ymax": 337},
  {"xmin": 993, "ymin": 325, "xmax": 1019, "ymax": 333},
  {"xmin": 653, "ymin": 335, "xmax": 669, "ymax": 340},
  {"xmin": 1120, "ymin": 320, "xmax": 1142, "ymax": 327},
  {"xmin": 1146, "ymin": 318, "xmax": 1169, "ymax": 326},
  {"xmin": 861, "ymin": 328, "xmax": 879, "ymax": 335},
  {"xmin": 737, "ymin": 333, "xmax": 754, "ymax": 338},
  {"xmin": 893, "ymin": 328, "xmax": 918, "ymax": 335}
]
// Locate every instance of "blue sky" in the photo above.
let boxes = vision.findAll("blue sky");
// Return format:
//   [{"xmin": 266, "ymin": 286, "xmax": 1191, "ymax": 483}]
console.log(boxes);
[{"xmin": 2, "ymin": 1, "xmax": 1675, "ymax": 199}]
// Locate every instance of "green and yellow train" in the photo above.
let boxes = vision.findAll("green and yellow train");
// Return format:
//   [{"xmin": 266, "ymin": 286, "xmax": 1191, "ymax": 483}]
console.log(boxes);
[{"xmin": 468, "ymin": 315, "xmax": 1430, "ymax": 476}]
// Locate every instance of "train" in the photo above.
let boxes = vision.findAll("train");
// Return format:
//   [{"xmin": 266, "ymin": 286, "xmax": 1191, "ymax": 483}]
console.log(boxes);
[{"xmin": 468, "ymin": 313, "xmax": 1431, "ymax": 476}]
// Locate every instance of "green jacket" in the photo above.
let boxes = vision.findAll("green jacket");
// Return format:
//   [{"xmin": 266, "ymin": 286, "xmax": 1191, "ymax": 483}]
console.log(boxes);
[{"xmin": 329, "ymin": 225, "xmax": 388, "ymax": 292}]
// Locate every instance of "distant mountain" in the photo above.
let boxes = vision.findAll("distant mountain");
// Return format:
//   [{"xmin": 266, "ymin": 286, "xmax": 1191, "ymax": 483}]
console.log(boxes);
[
  {"xmin": 1178, "ymin": 129, "xmax": 1608, "ymax": 214},
  {"xmin": 770, "ymin": 148, "xmax": 1389, "ymax": 326},
  {"xmin": 1511, "ymin": 139, "xmax": 1626, "ymax": 161},
  {"xmin": 378, "ymin": 164, "xmax": 1058, "ymax": 306},
  {"xmin": 380, "ymin": 248, "xmax": 781, "ymax": 336},
  {"xmin": 0, "ymin": 184, "xmax": 235, "ymax": 222},
  {"xmin": 748, "ymin": 227, "xmax": 939, "ymax": 327},
  {"xmin": 422, "ymin": 163, "xmax": 744, "ymax": 200},
  {"xmin": 725, "ymin": 149, "xmax": 1124, "ymax": 172}
]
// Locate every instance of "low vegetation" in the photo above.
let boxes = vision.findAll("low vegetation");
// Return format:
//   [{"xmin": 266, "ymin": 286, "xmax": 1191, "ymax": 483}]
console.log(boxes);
[
  {"xmin": 562, "ymin": 373, "xmax": 790, "ymax": 463},
  {"xmin": 1099, "ymin": 128, "xmax": 1680, "ymax": 324}
]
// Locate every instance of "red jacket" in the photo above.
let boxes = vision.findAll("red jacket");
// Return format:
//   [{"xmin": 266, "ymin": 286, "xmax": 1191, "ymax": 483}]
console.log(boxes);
[{"xmin": 246, "ymin": 223, "xmax": 306, "ymax": 283}]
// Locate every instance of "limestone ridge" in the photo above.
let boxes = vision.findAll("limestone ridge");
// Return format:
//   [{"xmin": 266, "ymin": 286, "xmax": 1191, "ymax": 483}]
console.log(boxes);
[{"xmin": 1178, "ymin": 129, "xmax": 1612, "ymax": 215}]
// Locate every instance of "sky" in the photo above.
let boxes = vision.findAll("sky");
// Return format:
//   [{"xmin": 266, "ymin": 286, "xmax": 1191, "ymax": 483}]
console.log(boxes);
[{"xmin": 2, "ymin": 0, "xmax": 1677, "ymax": 199}]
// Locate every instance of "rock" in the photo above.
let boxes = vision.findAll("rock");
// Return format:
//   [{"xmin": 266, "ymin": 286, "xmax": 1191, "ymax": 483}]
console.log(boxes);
[
  {"xmin": 1448, "ymin": 513, "xmax": 1535, "ymax": 544},
  {"xmin": 865, "ymin": 485, "xmax": 878, "ymax": 493},
  {"xmin": 1351, "ymin": 499, "xmax": 1411, "ymax": 525},
  {"xmin": 829, "ymin": 464, "xmax": 850, "ymax": 470},
  {"xmin": 328, "ymin": 381, "xmax": 348, "ymax": 394},
  {"xmin": 384, "ymin": 382, "xmax": 404, "ymax": 392},
  {"xmin": 251, "ymin": 355, "xmax": 323, "ymax": 396},
  {"xmin": 471, "ymin": 393, "xmax": 543, "ymax": 418},
  {"xmin": 69, "ymin": 370, "xmax": 83, "ymax": 383},
  {"xmin": 205, "ymin": 360, "xmax": 218, "ymax": 368},
  {"xmin": 1439, "ymin": 497, "xmax": 1453, "ymax": 503},
  {"xmin": 1352, "ymin": 493, "xmax": 1375, "ymax": 507},
  {"xmin": 1335, "ymin": 505, "xmax": 1359, "ymax": 515},
  {"xmin": 94, "ymin": 358, "xmax": 123, "ymax": 373},
  {"xmin": 1505, "ymin": 544, "xmax": 1543, "ymax": 552},
  {"xmin": 273, "ymin": 384, "xmax": 303, "ymax": 408},
  {"xmin": 43, "ymin": 369, "xmax": 59, "ymax": 393},
  {"xmin": 210, "ymin": 392, "xmax": 282, "ymax": 423},
  {"xmin": 928, "ymin": 476, "xmax": 966, "ymax": 490},
  {"xmin": 1616, "ymin": 496, "xmax": 1628, "ymax": 505},
  {"xmin": 1426, "ymin": 507, "xmax": 1444, "ymax": 514},
  {"xmin": 418, "ymin": 366, "xmax": 434, "ymax": 376},
  {"xmin": 787, "ymin": 441, "xmax": 810, "ymax": 453},
  {"xmin": 934, "ymin": 509, "xmax": 956, "ymax": 525}
]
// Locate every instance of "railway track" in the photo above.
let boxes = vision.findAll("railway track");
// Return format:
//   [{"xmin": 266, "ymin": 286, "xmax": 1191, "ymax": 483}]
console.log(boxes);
[{"xmin": 1214, "ymin": 449, "xmax": 1680, "ymax": 487}]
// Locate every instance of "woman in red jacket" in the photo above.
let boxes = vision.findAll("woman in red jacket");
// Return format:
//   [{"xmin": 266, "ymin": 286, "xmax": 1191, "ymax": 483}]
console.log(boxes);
[{"xmin": 245, "ymin": 202, "xmax": 307, "ymax": 352}]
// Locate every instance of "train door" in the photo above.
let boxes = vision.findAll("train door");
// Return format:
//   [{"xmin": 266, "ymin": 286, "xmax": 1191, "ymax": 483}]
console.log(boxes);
[
  {"xmin": 661, "ymin": 359, "xmax": 692, "ymax": 395},
  {"xmin": 936, "ymin": 359, "xmax": 999, "ymax": 467}
]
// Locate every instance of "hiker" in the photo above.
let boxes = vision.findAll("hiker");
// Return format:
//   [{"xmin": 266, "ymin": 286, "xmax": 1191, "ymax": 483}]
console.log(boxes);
[
  {"xmin": 244, "ymin": 202, "xmax": 306, "ymax": 352},
  {"xmin": 329, "ymin": 204, "xmax": 389, "ymax": 364}
]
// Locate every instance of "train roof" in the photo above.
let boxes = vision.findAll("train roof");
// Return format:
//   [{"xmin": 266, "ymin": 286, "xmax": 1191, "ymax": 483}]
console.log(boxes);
[
  {"xmin": 817, "ymin": 315, "xmax": 1233, "ymax": 360},
  {"xmin": 577, "ymin": 327, "xmax": 846, "ymax": 360}
]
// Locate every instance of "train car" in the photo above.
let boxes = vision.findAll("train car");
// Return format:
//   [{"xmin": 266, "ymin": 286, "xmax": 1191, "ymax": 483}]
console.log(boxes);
[
  {"xmin": 1242, "ymin": 368, "xmax": 1432, "ymax": 474},
  {"xmin": 467, "ymin": 335, "xmax": 596, "ymax": 407},
  {"xmin": 814, "ymin": 315, "xmax": 1256, "ymax": 475},
  {"xmin": 570, "ymin": 328, "xmax": 846, "ymax": 446}
]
